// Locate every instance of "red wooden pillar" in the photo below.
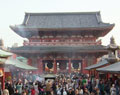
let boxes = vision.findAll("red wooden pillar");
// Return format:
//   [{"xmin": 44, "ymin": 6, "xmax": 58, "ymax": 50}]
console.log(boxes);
[
  {"xmin": 53, "ymin": 59, "xmax": 57, "ymax": 74},
  {"xmin": 94, "ymin": 57, "xmax": 98, "ymax": 78},
  {"xmin": 68, "ymin": 59, "xmax": 71, "ymax": 73},
  {"xmin": 0, "ymin": 68, "xmax": 5, "ymax": 90},
  {"xmin": 89, "ymin": 71, "xmax": 91, "ymax": 76},
  {"xmin": 107, "ymin": 73, "xmax": 110, "ymax": 80},
  {"xmin": 82, "ymin": 58, "xmax": 88, "ymax": 74},
  {"xmin": 94, "ymin": 57, "xmax": 97, "ymax": 64},
  {"xmin": 12, "ymin": 54, "xmax": 17, "ymax": 59},
  {"xmin": 2, "ymin": 68, "xmax": 5, "ymax": 90},
  {"xmin": 96, "ymin": 72, "xmax": 99, "ymax": 79},
  {"xmin": 37, "ymin": 58, "xmax": 43, "ymax": 74},
  {"xmin": 27, "ymin": 58, "xmax": 32, "ymax": 66},
  {"xmin": 81, "ymin": 59, "xmax": 84, "ymax": 73}
]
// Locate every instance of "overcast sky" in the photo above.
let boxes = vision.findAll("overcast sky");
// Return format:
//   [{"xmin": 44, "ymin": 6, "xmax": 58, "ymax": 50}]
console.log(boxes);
[{"xmin": 0, "ymin": 0, "xmax": 120, "ymax": 47}]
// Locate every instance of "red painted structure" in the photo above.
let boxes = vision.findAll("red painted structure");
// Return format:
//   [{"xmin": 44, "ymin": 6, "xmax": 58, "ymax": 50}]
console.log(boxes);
[{"xmin": 10, "ymin": 12, "xmax": 114, "ymax": 74}]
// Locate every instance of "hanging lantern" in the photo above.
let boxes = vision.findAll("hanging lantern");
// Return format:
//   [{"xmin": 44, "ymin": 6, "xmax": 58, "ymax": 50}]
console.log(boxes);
[
  {"xmin": 0, "ymin": 69, "xmax": 3, "ymax": 77},
  {"xmin": 47, "ymin": 62, "xmax": 53, "ymax": 69},
  {"xmin": 59, "ymin": 63, "xmax": 67, "ymax": 70},
  {"xmin": 73, "ymin": 63, "xmax": 79, "ymax": 69},
  {"xmin": 45, "ymin": 67, "xmax": 49, "ymax": 71}
]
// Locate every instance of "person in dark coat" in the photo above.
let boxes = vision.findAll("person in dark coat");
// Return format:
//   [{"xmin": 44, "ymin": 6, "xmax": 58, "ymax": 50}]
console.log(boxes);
[
  {"xmin": 68, "ymin": 88, "xmax": 75, "ymax": 95},
  {"xmin": 7, "ymin": 83, "xmax": 14, "ymax": 95},
  {"xmin": 14, "ymin": 89, "xmax": 20, "ymax": 95},
  {"xmin": 98, "ymin": 81, "xmax": 105, "ymax": 95},
  {"xmin": 52, "ymin": 82, "xmax": 57, "ymax": 95},
  {"xmin": 84, "ymin": 88, "xmax": 90, "ymax": 95}
]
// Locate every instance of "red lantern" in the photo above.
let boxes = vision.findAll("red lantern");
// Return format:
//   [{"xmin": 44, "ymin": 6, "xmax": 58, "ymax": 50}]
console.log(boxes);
[{"xmin": 0, "ymin": 69, "xmax": 3, "ymax": 77}]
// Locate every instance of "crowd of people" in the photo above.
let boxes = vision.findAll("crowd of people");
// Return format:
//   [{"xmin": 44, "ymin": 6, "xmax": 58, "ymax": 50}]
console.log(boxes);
[{"xmin": 1, "ymin": 73, "xmax": 120, "ymax": 95}]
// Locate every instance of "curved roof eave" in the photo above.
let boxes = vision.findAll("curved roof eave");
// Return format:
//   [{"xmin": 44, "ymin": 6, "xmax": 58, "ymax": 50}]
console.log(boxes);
[
  {"xmin": 10, "ymin": 45, "xmax": 108, "ymax": 54},
  {"xmin": 10, "ymin": 24, "xmax": 114, "ymax": 38}
]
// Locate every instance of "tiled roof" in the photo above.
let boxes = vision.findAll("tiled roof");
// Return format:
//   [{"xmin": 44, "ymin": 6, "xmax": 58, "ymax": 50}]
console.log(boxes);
[
  {"xmin": 97, "ymin": 61, "xmax": 120, "ymax": 73},
  {"xmin": 85, "ymin": 59, "xmax": 108, "ymax": 70},
  {"xmin": 21, "ymin": 12, "xmax": 113, "ymax": 28},
  {"xmin": 10, "ymin": 12, "xmax": 114, "ymax": 38}
]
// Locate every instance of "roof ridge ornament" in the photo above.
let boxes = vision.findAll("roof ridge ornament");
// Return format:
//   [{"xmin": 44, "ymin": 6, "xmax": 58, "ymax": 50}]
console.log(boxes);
[
  {"xmin": 110, "ymin": 36, "xmax": 115, "ymax": 45},
  {"xmin": 96, "ymin": 12, "xmax": 102, "ymax": 23},
  {"xmin": 107, "ymin": 36, "xmax": 119, "ymax": 49},
  {"xmin": 25, "ymin": 14, "xmax": 30, "ymax": 25},
  {"xmin": 107, "ymin": 36, "xmax": 120, "ymax": 63}
]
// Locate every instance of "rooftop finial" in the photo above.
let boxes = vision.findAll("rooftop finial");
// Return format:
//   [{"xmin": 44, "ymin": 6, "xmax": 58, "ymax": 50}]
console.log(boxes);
[
  {"xmin": 110, "ymin": 36, "xmax": 115, "ymax": 45},
  {"xmin": 107, "ymin": 36, "xmax": 119, "ymax": 63},
  {"xmin": 107, "ymin": 36, "xmax": 119, "ymax": 50}
]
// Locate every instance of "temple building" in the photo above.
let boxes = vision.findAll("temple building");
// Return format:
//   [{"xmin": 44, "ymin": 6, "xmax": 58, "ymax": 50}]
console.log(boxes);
[{"xmin": 10, "ymin": 12, "xmax": 114, "ymax": 74}]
